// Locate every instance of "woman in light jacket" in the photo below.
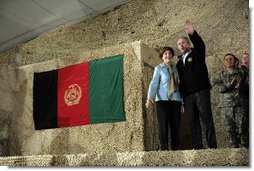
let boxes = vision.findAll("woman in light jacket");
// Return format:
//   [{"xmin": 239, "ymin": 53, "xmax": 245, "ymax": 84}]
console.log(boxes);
[{"xmin": 146, "ymin": 46, "xmax": 184, "ymax": 151}]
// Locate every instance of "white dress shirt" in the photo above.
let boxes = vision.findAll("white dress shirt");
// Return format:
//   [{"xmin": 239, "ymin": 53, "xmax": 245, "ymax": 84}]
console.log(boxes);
[{"xmin": 182, "ymin": 50, "xmax": 192, "ymax": 65}]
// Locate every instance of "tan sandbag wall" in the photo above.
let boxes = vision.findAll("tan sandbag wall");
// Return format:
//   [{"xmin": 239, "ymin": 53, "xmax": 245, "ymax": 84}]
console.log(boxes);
[{"xmin": 0, "ymin": 41, "xmax": 164, "ymax": 156}]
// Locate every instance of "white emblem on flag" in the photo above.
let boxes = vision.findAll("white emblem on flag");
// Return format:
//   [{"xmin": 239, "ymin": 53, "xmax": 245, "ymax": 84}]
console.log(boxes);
[{"xmin": 64, "ymin": 84, "xmax": 82, "ymax": 106}]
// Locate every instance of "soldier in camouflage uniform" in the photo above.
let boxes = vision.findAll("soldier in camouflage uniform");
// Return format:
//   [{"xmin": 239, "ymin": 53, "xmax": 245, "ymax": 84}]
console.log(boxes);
[{"xmin": 213, "ymin": 53, "xmax": 248, "ymax": 148}]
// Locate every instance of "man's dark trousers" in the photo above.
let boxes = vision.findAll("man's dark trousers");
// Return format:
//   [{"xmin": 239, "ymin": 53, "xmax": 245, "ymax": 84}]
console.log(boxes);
[{"xmin": 184, "ymin": 89, "xmax": 217, "ymax": 149}]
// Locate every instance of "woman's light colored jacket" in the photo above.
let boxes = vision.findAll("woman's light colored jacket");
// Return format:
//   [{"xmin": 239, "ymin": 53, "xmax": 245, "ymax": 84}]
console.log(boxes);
[{"xmin": 147, "ymin": 63, "xmax": 183, "ymax": 103}]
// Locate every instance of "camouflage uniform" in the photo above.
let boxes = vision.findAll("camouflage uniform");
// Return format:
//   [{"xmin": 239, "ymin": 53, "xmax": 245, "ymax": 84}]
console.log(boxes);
[{"xmin": 213, "ymin": 67, "xmax": 248, "ymax": 148}]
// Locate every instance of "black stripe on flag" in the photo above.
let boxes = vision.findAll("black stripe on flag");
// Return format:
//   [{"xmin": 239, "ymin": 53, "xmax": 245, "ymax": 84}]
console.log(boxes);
[{"xmin": 33, "ymin": 70, "xmax": 58, "ymax": 130}]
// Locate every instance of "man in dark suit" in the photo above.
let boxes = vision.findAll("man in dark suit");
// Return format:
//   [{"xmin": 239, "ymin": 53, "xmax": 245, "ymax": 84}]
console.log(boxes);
[{"xmin": 176, "ymin": 20, "xmax": 217, "ymax": 149}]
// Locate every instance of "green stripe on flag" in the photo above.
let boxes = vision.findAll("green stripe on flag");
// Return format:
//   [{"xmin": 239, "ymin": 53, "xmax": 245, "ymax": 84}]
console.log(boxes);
[{"xmin": 89, "ymin": 55, "xmax": 125, "ymax": 124}]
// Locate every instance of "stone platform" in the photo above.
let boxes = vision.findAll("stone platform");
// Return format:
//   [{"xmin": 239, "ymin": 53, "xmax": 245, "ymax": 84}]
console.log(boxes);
[{"xmin": 0, "ymin": 148, "xmax": 249, "ymax": 166}]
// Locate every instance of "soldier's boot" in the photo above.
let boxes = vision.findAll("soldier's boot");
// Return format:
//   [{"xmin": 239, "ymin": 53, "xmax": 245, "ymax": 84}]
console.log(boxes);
[{"xmin": 229, "ymin": 137, "xmax": 240, "ymax": 148}]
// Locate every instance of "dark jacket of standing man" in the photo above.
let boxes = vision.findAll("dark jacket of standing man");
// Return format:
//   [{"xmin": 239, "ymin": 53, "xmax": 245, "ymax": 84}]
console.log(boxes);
[{"xmin": 176, "ymin": 20, "xmax": 217, "ymax": 149}]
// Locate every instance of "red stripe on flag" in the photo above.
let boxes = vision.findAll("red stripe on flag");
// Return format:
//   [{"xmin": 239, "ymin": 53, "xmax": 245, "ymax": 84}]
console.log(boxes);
[{"xmin": 57, "ymin": 62, "xmax": 90, "ymax": 127}]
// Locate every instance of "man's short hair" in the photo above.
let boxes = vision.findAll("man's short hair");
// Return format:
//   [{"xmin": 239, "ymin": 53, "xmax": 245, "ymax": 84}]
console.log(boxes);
[{"xmin": 179, "ymin": 37, "xmax": 191, "ymax": 44}]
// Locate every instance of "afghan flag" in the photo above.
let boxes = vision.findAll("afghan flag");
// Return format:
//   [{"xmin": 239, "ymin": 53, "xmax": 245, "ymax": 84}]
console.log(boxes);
[{"xmin": 33, "ymin": 55, "xmax": 125, "ymax": 130}]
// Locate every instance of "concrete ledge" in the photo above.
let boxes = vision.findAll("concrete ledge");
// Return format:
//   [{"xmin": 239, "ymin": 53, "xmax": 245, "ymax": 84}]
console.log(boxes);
[{"xmin": 0, "ymin": 148, "xmax": 249, "ymax": 166}]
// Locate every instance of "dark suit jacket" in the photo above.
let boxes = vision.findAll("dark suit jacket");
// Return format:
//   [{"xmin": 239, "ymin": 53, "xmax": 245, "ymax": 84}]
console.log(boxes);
[{"xmin": 176, "ymin": 31, "xmax": 212, "ymax": 97}]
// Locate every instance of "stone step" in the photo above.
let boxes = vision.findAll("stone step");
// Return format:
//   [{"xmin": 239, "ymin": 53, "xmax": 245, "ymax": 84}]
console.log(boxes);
[{"xmin": 0, "ymin": 148, "xmax": 248, "ymax": 166}]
